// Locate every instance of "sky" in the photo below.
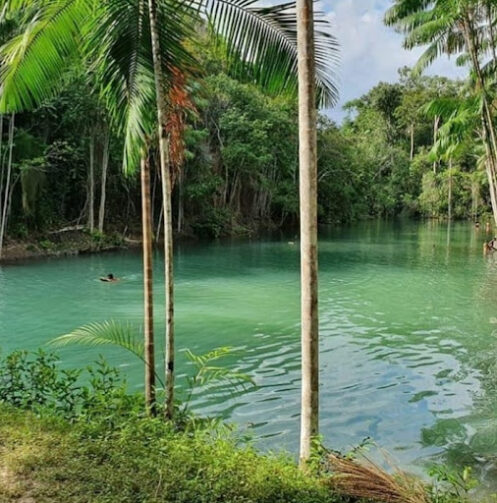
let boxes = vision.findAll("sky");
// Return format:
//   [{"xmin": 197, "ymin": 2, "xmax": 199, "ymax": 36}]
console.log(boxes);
[{"xmin": 322, "ymin": 0, "xmax": 466, "ymax": 122}]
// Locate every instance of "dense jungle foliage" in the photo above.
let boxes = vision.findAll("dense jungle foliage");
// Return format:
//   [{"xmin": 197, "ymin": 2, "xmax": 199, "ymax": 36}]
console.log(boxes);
[{"xmin": 0, "ymin": 46, "xmax": 483, "ymax": 245}]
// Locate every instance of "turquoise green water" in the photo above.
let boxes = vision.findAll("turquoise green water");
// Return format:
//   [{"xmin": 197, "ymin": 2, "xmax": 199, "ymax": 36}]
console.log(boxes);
[{"xmin": 1, "ymin": 220, "xmax": 497, "ymax": 485}]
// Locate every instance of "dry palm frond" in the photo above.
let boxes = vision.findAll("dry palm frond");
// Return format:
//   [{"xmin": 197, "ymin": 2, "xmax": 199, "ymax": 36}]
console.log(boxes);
[
  {"xmin": 166, "ymin": 67, "xmax": 195, "ymax": 183},
  {"xmin": 326, "ymin": 452, "xmax": 428, "ymax": 503}
]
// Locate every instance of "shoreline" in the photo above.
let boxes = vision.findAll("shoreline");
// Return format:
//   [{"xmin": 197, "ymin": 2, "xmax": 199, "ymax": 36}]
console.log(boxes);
[
  {"xmin": 1, "ymin": 218, "xmax": 484, "ymax": 265},
  {"xmin": 0, "ymin": 230, "xmax": 137, "ymax": 265}
]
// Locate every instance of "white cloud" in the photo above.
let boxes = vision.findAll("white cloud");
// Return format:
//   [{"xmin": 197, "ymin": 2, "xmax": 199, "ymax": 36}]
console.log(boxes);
[{"xmin": 321, "ymin": 0, "xmax": 466, "ymax": 122}]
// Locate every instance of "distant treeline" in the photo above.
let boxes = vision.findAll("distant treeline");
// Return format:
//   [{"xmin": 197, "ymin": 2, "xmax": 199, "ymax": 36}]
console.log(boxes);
[{"xmin": 0, "ymin": 58, "xmax": 484, "ymax": 243}]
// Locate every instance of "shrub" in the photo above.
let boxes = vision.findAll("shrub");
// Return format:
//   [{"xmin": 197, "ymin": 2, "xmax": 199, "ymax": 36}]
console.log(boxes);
[{"xmin": 0, "ymin": 349, "xmax": 140, "ymax": 423}]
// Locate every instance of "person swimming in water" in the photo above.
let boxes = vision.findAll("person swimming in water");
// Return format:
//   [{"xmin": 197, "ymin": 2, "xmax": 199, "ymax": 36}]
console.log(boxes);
[
  {"xmin": 100, "ymin": 273, "xmax": 119, "ymax": 282},
  {"xmin": 484, "ymin": 238, "xmax": 497, "ymax": 255}
]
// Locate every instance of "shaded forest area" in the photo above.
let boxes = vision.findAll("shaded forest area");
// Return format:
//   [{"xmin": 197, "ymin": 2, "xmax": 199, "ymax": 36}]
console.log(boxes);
[{"xmin": 0, "ymin": 53, "xmax": 481, "ymax": 248}]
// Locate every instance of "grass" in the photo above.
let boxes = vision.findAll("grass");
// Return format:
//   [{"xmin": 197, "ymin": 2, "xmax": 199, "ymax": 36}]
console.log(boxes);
[
  {"xmin": 0, "ymin": 350, "xmax": 479, "ymax": 503},
  {"xmin": 0, "ymin": 405, "xmax": 341, "ymax": 503}
]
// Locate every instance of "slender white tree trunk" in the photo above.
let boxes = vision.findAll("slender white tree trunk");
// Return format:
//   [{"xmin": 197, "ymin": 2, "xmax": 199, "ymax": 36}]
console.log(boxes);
[
  {"xmin": 433, "ymin": 116, "xmax": 439, "ymax": 174},
  {"xmin": 448, "ymin": 159, "xmax": 453, "ymax": 221},
  {"xmin": 156, "ymin": 205, "xmax": 163, "ymax": 244},
  {"xmin": 98, "ymin": 128, "xmax": 110, "ymax": 234},
  {"xmin": 147, "ymin": 0, "xmax": 175, "ymax": 419},
  {"xmin": 297, "ymin": 0, "xmax": 319, "ymax": 467},
  {"xmin": 177, "ymin": 169, "xmax": 184, "ymax": 233},
  {"xmin": 88, "ymin": 135, "xmax": 95, "ymax": 232},
  {"xmin": 481, "ymin": 121, "xmax": 497, "ymax": 225},
  {"xmin": 0, "ymin": 114, "xmax": 15, "ymax": 259},
  {"xmin": 410, "ymin": 123, "xmax": 414, "ymax": 161},
  {"xmin": 141, "ymin": 155, "xmax": 156, "ymax": 414},
  {"xmin": 0, "ymin": 115, "xmax": 4, "ymax": 217}
]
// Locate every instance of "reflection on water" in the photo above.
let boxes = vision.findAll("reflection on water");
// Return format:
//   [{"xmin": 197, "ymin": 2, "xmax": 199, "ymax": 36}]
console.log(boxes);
[{"xmin": 1, "ymin": 220, "xmax": 497, "ymax": 488}]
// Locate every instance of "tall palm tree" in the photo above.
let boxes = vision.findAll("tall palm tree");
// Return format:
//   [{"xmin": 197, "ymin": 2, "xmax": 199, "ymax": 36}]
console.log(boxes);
[
  {"xmin": 425, "ymin": 94, "xmax": 483, "ymax": 220},
  {"xmin": 296, "ymin": 0, "xmax": 318, "ymax": 466},
  {"xmin": 385, "ymin": 0, "xmax": 497, "ymax": 225},
  {"xmin": 141, "ymin": 152, "xmax": 156, "ymax": 413},
  {"xmin": 0, "ymin": 0, "xmax": 338, "ymax": 421},
  {"xmin": 145, "ymin": 0, "xmax": 339, "ymax": 419},
  {"xmin": 146, "ymin": 0, "xmax": 176, "ymax": 419}
]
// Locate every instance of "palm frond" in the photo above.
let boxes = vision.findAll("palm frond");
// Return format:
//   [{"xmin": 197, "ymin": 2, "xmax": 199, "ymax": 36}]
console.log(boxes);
[
  {"xmin": 424, "ymin": 96, "xmax": 479, "ymax": 160},
  {"xmin": 0, "ymin": 0, "xmax": 93, "ymax": 112},
  {"xmin": 92, "ymin": 0, "xmax": 198, "ymax": 173},
  {"xmin": 385, "ymin": 0, "xmax": 465, "ymax": 74},
  {"xmin": 384, "ymin": 0, "xmax": 433, "ymax": 27},
  {"xmin": 422, "ymin": 96, "xmax": 462, "ymax": 118},
  {"xmin": 182, "ymin": 346, "xmax": 255, "ymax": 411},
  {"xmin": 203, "ymin": 0, "xmax": 339, "ymax": 107},
  {"xmin": 50, "ymin": 320, "xmax": 145, "ymax": 361},
  {"xmin": 412, "ymin": 38, "xmax": 446, "ymax": 74}
]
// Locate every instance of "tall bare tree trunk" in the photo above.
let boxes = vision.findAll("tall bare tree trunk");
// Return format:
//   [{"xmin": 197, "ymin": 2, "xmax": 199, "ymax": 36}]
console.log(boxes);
[
  {"xmin": 448, "ymin": 159, "xmax": 453, "ymax": 221},
  {"xmin": 0, "ymin": 114, "xmax": 15, "ymax": 259},
  {"xmin": 487, "ymin": 2, "xmax": 497, "ymax": 62},
  {"xmin": 433, "ymin": 116, "xmax": 440, "ymax": 173},
  {"xmin": 177, "ymin": 169, "xmax": 184, "ymax": 233},
  {"xmin": 297, "ymin": 0, "xmax": 319, "ymax": 467},
  {"xmin": 141, "ymin": 155, "xmax": 156, "ymax": 414},
  {"xmin": 98, "ymin": 128, "xmax": 110, "ymax": 234},
  {"xmin": 88, "ymin": 135, "xmax": 95, "ymax": 232},
  {"xmin": 471, "ymin": 175, "xmax": 479, "ymax": 222},
  {"xmin": 147, "ymin": 0, "xmax": 175, "ymax": 420},
  {"xmin": 410, "ymin": 123, "xmax": 414, "ymax": 161},
  {"xmin": 0, "ymin": 115, "xmax": 4, "ymax": 218}
]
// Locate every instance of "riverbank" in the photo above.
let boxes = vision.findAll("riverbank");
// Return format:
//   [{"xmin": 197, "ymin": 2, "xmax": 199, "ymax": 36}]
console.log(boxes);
[
  {"xmin": 0, "ymin": 228, "xmax": 132, "ymax": 263},
  {"xmin": 0, "ymin": 402, "xmax": 472, "ymax": 503},
  {"xmin": 0, "ymin": 405, "xmax": 340, "ymax": 503},
  {"xmin": 0, "ymin": 220, "xmax": 287, "ymax": 263}
]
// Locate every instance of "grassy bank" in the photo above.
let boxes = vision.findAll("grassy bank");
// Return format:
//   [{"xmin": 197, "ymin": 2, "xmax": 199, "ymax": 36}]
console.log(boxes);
[
  {"xmin": 0, "ymin": 349, "xmax": 481, "ymax": 503},
  {"xmin": 0, "ymin": 405, "xmax": 340, "ymax": 503},
  {"xmin": 0, "ymin": 350, "xmax": 340, "ymax": 503}
]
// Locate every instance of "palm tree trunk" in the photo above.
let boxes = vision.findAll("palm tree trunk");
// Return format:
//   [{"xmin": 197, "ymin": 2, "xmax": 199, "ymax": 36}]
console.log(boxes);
[
  {"xmin": 433, "ymin": 116, "xmax": 439, "ymax": 173},
  {"xmin": 88, "ymin": 134, "xmax": 95, "ymax": 232},
  {"xmin": 98, "ymin": 128, "xmax": 110, "ymax": 234},
  {"xmin": 448, "ymin": 159, "xmax": 452, "ymax": 221},
  {"xmin": 147, "ymin": 0, "xmax": 175, "ymax": 420},
  {"xmin": 156, "ymin": 205, "xmax": 163, "ymax": 244},
  {"xmin": 297, "ymin": 0, "xmax": 319, "ymax": 467},
  {"xmin": 141, "ymin": 155, "xmax": 156, "ymax": 414},
  {"xmin": 0, "ymin": 114, "xmax": 15, "ymax": 259},
  {"xmin": 410, "ymin": 123, "xmax": 414, "ymax": 161},
  {"xmin": 487, "ymin": 2, "xmax": 497, "ymax": 62},
  {"xmin": 177, "ymin": 169, "xmax": 184, "ymax": 233},
  {"xmin": 485, "ymin": 152, "xmax": 497, "ymax": 225},
  {"xmin": 0, "ymin": 115, "xmax": 4, "ymax": 218},
  {"xmin": 462, "ymin": 15, "xmax": 497, "ymax": 225}
]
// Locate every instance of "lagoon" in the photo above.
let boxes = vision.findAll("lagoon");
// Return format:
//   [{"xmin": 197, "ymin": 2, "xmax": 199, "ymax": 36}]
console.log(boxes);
[{"xmin": 1, "ymin": 220, "xmax": 496, "ymax": 486}]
